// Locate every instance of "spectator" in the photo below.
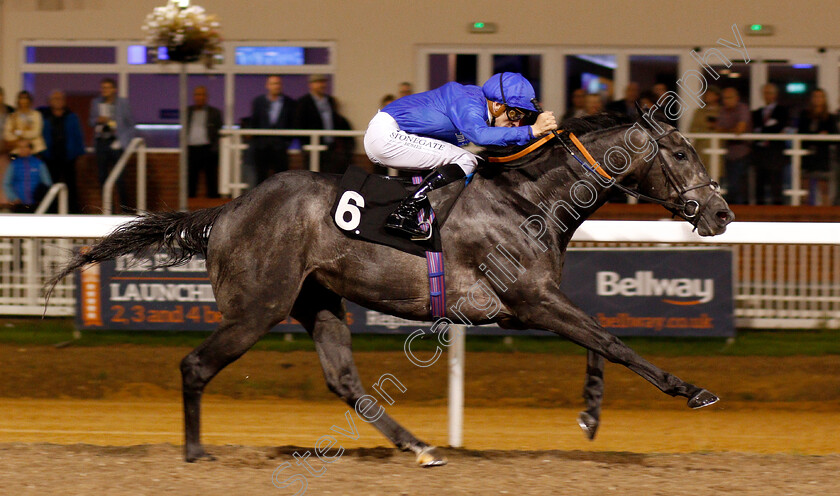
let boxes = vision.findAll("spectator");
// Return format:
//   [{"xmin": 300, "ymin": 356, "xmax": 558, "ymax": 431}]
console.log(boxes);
[
  {"xmin": 380, "ymin": 94, "xmax": 396, "ymax": 109},
  {"xmin": 606, "ymin": 82, "xmax": 640, "ymax": 118},
  {"xmin": 3, "ymin": 139, "xmax": 52, "ymax": 212},
  {"xmin": 0, "ymin": 87, "xmax": 14, "ymax": 155},
  {"xmin": 562, "ymin": 88, "xmax": 587, "ymax": 121},
  {"xmin": 89, "ymin": 78, "xmax": 136, "ymax": 206},
  {"xmin": 0, "ymin": 87, "xmax": 14, "ymax": 204},
  {"xmin": 397, "ymin": 82, "xmax": 414, "ymax": 99},
  {"xmin": 651, "ymin": 83, "xmax": 668, "ymax": 100},
  {"xmin": 717, "ymin": 87, "xmax": 752, "ymax": 204},
  {"xmin": 797, "ymin": 88, "xmax": 837, "ymax": 205},
  {"xmin": 39, "ymin": 90, "xmax": 85, "ymax": 213},
  {"xmin": 186, "ymin": 86, "xmax": 223, "ymax": 198},
  {"xmin": 4, "ymin": 91, "xmax": 46, "ymax": 156},
  {"xmin": 638, "ymin": 90, "xmax": 656, "ymax": 110},
  {"xmin": 797, "ymin": 88, "xmax": 836, "ymax": 172},
  {"xmin": 295, "ymin": 74, "xmax": 354, "ymax": 174},
  {"xmin": 752, "ymin": 84, "xmax": 789, "ymax": 205},
  {"xmin": 583, "ymin": 93, "xmax": 604, "ymax": 116},
  {"xmin": 250, "ymin": 75, "xmax": 295, "ymax": 183},
  {"xmin": 689, "ymin": 86, "xmax": 721, "ymax": 167},
  {"xmin": 650, "ymin": 82, "xmax": 678, "ymax": 126}
]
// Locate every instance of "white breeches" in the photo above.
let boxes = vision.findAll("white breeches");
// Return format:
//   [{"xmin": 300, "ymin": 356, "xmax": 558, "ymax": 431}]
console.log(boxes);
[{"xmin": 363, "ymin": 111, "xmax": 478, "ymax": 175}]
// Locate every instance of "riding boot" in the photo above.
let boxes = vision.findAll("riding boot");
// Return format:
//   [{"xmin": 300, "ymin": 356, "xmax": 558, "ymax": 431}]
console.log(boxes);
[{"xmin": 386, "ymin": 163, "xmax": 466, "ymax": 239}]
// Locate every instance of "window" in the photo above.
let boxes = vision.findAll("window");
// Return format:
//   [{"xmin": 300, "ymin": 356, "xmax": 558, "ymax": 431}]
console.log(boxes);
[
  {"xmin": 21, "ymin": 40, "xmax": 337, "ymax": 144},
  {"xmin": 26, "ymin": 46, "xmax": 116, "ymax": 64},
  {"xmin": 427, "ymin": 54, "xmax": 478, "ymax": 89},
  {"xmin": 493, "ymin": 54, "xmax": 542, "ymax": 100}
]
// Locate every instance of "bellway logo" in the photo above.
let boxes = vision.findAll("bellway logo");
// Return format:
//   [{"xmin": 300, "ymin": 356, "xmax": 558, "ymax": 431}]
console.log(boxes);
[{"xmin": 596, "ymin": 271, "xmax": 714, "ymax": 305}]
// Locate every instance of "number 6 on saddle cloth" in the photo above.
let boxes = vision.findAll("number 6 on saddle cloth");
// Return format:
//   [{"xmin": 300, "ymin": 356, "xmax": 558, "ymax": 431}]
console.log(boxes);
[
  {"xmin": 330, "ymin": 165, "xmax": 464, "ymax": 319},
  {"xmin": 331, "ymin": 165, "xmax": 467, "ymax": 257}
]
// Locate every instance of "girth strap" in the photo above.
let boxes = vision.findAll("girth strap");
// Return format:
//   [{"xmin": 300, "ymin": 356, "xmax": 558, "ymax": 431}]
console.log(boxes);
[{"xmin": 425, "ymin": 251, "xmax": 446, "ymax": 318}]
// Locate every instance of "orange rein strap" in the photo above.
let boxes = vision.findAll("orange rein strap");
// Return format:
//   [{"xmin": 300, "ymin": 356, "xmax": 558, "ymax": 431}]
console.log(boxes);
[
  {"xmin": 486, "ymin": 131, "xmax": 615, "ymax": 183},
  {"xmin": 566, "ymin": 132, "xmax": 614, "ymax": 181},
  {"xmin": 487, "ymin": 133, "xmax": 555, "ymax": 163}
]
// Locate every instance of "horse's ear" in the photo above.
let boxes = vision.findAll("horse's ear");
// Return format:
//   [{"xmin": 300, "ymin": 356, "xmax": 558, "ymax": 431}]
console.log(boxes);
[
  {"xmin": 635, "ymin": 100, "xmax": 659, "ymax": 132},
  {"xmin": 634, "ymin": 100, "xmax": 646, "ymax": 119}
]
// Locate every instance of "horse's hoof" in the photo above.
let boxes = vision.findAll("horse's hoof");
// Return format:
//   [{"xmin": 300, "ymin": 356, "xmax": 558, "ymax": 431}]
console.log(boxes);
[
  {"xmin": 416, "ymin": 446, "xmax": 447, "ymax": 467},
  {"xmin": 687, "ymin": 389, "xmax": 719, "ymax": 409},
  {"xmin": 185, "ymin": 450, "xmax": 216, "ymax": 463},
  {"xmin": 577, "ymin": 411, "xmax": 599, "ymax": 440}
]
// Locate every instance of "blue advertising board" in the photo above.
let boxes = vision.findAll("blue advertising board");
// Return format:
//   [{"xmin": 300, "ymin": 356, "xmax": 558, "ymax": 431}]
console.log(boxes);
[
  {"xmin": 75, "ymin": 248, "xmax": 733, "ymax": 337},
  {"xmin": 559, "ymin": 248, "xmax": 734, "ymax": 337}
]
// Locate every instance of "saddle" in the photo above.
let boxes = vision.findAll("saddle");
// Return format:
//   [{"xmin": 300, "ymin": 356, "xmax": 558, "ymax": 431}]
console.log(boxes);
[{"xmin": 330, "ymin": 166, "xmax": 465, "ymax": 257}]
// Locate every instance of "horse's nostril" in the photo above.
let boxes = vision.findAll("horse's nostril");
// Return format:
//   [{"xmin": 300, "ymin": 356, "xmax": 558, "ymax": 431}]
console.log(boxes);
[{"xmin": 716, "ymin": 210, "xmax": 732, "ymax": 224}]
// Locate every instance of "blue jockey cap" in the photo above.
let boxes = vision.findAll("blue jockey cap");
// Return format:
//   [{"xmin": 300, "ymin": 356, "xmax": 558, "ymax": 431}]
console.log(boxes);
[{"xmin": 482, "ymin": 73, "xmax": 538, "ymax": 112}]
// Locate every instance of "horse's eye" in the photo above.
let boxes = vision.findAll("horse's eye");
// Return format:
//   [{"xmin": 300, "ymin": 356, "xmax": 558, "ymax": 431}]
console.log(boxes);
[{"xmin": 674, "ymin": 151, "xmax": 687, "ymax": 161}]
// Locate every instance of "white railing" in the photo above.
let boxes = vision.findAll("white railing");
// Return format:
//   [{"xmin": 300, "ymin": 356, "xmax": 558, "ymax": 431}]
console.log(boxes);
[
  {"xmin": 0, "ymin": 215, "xmax": 132, "ymax": 315},
  {"xmin": 219, "ymin": 129, "xmax": 367, "ymax": 198},
  {"xmin": 683, "ymin": 132, "xmax": 840, "ymax": 206},
  {"xmin": 102, "ymin": 137, "xmax": 147, "ymax": 215},
  {"xmin": 217, "ymin": 130, "xmax": 839, "ymax": 206},
  {"xmin": 34, "ymin": 183, "xmax": 68, "ymax": 215},
  {"xmin": 0, "ymin": 216, "xmax": 838, "ymax": 328}
]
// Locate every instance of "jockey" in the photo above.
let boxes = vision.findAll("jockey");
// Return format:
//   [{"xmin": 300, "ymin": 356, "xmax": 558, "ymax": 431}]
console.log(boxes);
[{"xmin": 364, "ymin": 72, "xmax": 558, "ymax": 239}]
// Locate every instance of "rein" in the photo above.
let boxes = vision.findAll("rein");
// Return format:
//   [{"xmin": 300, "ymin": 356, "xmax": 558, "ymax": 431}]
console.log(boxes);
[
  {"xmin": 526, "ymin": 100, "xmax": 704, "ymax": 220},
  {"xmin": 487, "ymin": 133, "xmax": 555, "ymax": 163},
  {"xmin": 561, "ymin": 128, "xmax": 720, "ymax": 228},
  {"xmin": 557, "ymin": 129, "xmax": 686, "ymax": 213},
  {"xmin": 484, "ymin": 106, "xmax": 718, "ymax": 228}
]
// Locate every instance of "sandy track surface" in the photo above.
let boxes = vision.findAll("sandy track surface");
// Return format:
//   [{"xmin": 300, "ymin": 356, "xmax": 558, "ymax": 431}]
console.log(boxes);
[
  {"xmin": 2, "ymin": 344, "xmax": 839, "ymax": 494},
  {"xmin": 2, "ymin": 443, "xmax": 837, "ymax": 496}
]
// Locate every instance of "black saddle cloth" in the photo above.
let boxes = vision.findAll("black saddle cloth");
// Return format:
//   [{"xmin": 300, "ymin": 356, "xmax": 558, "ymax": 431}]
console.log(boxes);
[{"xmin": 330, "ymin": 166, "xmax": 464, "ymax": 257}]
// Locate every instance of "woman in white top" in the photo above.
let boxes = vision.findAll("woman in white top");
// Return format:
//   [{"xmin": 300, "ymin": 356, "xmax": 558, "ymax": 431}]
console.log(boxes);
[{"xmin": 4, "ymin": 91, "xmax": 46, "ymax": 155}]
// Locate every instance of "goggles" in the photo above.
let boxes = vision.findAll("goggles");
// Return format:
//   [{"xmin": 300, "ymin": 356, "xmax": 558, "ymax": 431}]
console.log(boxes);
[{"xmin": 505, "ymin": 106, "xmax": 527, "ymax": 122}]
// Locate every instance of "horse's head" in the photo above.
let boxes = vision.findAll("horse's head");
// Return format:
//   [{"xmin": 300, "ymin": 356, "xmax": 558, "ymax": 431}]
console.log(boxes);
[{"xmin": 627, "ymin": 109, "xmax": 734, "ymax": 236}]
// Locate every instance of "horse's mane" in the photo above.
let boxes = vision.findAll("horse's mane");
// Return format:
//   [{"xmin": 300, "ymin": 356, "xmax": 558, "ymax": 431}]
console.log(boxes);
[{"xmin": 478, "ymin": 111, "xmax": 634, "ymax": 159}]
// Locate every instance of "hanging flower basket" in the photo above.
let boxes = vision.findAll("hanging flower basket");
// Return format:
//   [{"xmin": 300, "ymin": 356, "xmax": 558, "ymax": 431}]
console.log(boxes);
[{"xmin": 142, "ymin": 1, "xmax": 222, "ymax": 68}]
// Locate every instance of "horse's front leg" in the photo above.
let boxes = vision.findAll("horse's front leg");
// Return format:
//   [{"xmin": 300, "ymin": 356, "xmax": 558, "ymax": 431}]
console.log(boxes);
[
  {"xmin": 521, "ymin": 292, "xmax": 718, "ymax": 408},
  {"xmin": 578, "ymin": 350, "xmax": 604, "ymax": 440}
]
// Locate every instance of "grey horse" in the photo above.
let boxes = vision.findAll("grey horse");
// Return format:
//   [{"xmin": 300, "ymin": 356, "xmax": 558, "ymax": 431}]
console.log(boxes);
[{"xmin": 47, "ymin": 111, "xmax": 734, "ymax": 466}]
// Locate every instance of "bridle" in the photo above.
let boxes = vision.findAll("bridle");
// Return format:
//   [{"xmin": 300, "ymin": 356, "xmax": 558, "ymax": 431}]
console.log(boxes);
[
  {"xmin": 636, "ymin": 128, "xmax": 720, "ymax": 226},
  {"xmin": 525, "ymin": 98, "xmax": 721, "ymax": 228},
  {"xmin": 554, "ymin": 125, "xmax": 719, "ymax": 229}
]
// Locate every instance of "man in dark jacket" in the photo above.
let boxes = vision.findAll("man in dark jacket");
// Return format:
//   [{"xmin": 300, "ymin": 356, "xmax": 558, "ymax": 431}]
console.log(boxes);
[
  {"xmin": 606, "ymin": 82, "xmax": 640, "ymax": 119},
  {"xmin": 250, "ymin": 75, "xmax": 296, "ymax": 184},
  {"xmin": 752, "ymin": 83, "xmax": 789, "ymax": 204},
  {"xmin": 295, "ymin": 74, "xmax": 354, "ymax": 174},
  {"xmin": 39, "ymin": 90, "xmax": 85, "ymax": 212},
  {"xmin": 187, "ymin": 86, "xmax": 223, "ymax": 198}
]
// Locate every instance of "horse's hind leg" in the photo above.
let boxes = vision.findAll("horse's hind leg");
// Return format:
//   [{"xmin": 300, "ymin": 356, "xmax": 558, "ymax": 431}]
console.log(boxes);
[
  {"xmin": 579, "ymin": 350, "xmax": 604, "ymax": 440},
  {"xmin": 180, "ymin": 313, "xmax": 275, "ymax": 461},
  {"xmin": 292, "ymin": 281, "xmax": 447, "ymax": 467}
]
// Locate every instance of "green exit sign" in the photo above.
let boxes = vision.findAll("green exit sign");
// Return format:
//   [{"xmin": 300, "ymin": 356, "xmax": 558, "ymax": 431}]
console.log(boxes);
[
  {"xmin": 746, "ymin": 24, "xmax": 774, "ymax": 35},
  {"xmin": 469, "ymin": 22, "xmax": 497, "ymax": 33}
]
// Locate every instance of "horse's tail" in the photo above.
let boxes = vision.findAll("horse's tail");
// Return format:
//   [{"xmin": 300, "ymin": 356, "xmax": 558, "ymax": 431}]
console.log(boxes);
[{"xmin": 44, "ymin": 206, "xmax": 226, "ymax": 303}]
